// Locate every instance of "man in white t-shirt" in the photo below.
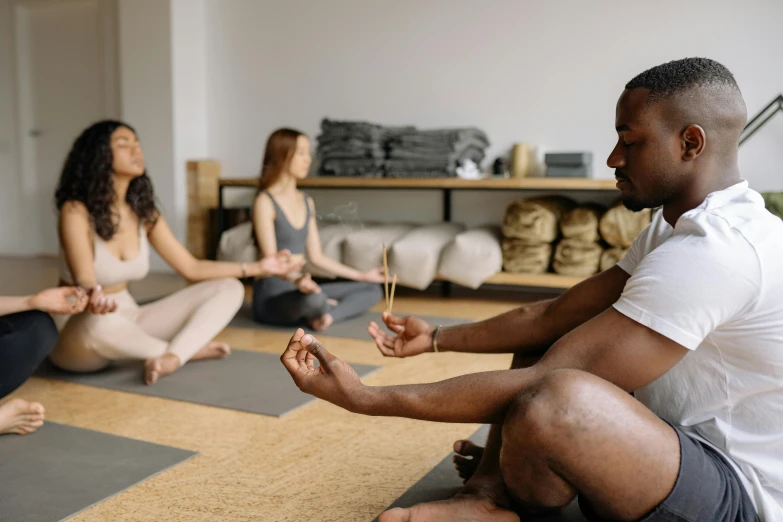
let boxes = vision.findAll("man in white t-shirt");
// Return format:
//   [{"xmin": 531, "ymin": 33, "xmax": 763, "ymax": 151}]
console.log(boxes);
[{"xmin": 281, "ymin": 58, "xmax": 783, "ymax": 522}]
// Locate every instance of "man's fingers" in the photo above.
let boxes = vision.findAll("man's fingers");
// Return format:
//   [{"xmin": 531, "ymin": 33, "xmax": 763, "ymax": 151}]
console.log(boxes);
[
  {"xmin": 291, "ymin": 328, "xmax": 305, "ymax": 344},
  {"xmin": 296, "ymin": 342, "xmax": 309, "ymax": 365},
  {"xmin": 382, "ymin": 312, "xmax": 406, "ymax": 327},
  {"xmin": 281, "ymin": 328, "xmax": 307, "ymax": 376},
  {"xmin": 369, "ymin": 322, "xmax": 395, "ymax": 347},
  {"xmin": 300, "ymin": 334, "xmax": 335, "ymax": 366},
  {"xmin": 305, "ymin": 351, "xmax": 315, "ymax": 371},
  {"xmin": 389, "ymin": 324, "xmax": 404, "ymax": 334},
  {"xmin": 368, "ymin": 323, "xmax": 394, "ymax": 356}
]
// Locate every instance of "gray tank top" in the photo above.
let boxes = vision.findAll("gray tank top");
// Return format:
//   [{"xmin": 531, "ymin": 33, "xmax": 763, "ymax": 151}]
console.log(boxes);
[
  {"xmin": 253, "ymin": 191, "xmax": 311, "ymax": 299},
  {"xmin": 265, "ymin": 191, "xmax": 310, "ymax": 255}
]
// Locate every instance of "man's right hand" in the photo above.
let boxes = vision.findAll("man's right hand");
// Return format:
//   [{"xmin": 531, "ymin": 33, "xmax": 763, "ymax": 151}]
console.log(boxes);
[{"xmin": 368, "ymin": 312, "xmax": 436, "ymax": 358}]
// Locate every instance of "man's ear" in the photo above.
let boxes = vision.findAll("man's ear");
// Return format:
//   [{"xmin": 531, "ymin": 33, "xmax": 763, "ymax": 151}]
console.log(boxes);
[{"xmin": 682, "ymin": 124, "xmax": 706, "ymax": 161}]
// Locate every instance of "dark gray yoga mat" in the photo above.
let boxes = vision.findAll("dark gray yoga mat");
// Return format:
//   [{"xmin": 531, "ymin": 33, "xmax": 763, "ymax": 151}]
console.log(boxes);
[
  {"xmin": 229, "ymin": 303, "xmax": 470, "ymax": 339},
  {"xmin": 0, "ymin": 421, "xmax": 196, "ymax": 522},
  {"xmin": 36, "ymin": 349, "xmax": 380, "ymax": 417},
  {"xmin": 375, "ymin": 425, "xmax": 587, "ymax": 521}
]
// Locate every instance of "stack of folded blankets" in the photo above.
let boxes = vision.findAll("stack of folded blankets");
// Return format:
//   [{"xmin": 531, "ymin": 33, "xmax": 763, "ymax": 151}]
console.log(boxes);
[
  {"xmin": 597, "ymin": 201, "xmax": 652, "ymax": 270},
  {"xmin": 316, "ymin": 119, "xmax": 387, "ymax": 178},
  {"xmin": 501, "ymin": 196, "xmax": 576, "ymax": 274},
  {"xmin": 552, "ymin": 204, "xmax": 606, "ymax": 276},
  {"xmin": 385, "ymin": 127, "xmax": 490, "ymax": 178}
]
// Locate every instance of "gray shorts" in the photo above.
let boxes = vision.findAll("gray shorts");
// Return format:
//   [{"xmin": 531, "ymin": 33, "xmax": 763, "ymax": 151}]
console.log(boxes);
[{"xmin": 579, "ymin": 424, "xmax": 760, "ymax": 522}]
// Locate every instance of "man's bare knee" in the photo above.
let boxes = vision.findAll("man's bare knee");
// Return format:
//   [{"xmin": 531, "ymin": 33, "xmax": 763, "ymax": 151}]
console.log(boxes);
[
  {"xmin": 506, "ymin": 369, "xmax": 594, "ymax": 437},
  {"xmin": 498, "ymin": 370, "xmax": 594, "ymax": 508}
]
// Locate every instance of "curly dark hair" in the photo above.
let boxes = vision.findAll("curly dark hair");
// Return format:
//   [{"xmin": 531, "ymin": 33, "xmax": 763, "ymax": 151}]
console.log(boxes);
[
  {"xmin": 626, "ymin": 57, "xmax": 741, "ymax": 103},
  {"xmin": 55, "ymin": 120, "xmax": 159, "ymax": 240}
]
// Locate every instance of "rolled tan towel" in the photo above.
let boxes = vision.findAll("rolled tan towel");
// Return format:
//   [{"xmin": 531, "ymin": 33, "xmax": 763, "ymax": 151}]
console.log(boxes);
[
  {"xmin": 600, "ymin": 247, "xmax": 628, "ymax": 271},
  {"xmin": 502, "ymin": 196, "xmax": 576, "ymax": 244},
  {"xmin": 502, "ymin": 239, "xmax": 552, "ymax": 274},
  {"xmin": 599, "ymin": 202, "xmax": 651, "ymax": 248},
  {"xmin": 560, "ymin": 204, "xmax": 606, "ymax": 243},
  {"xmin": 552, "ymin": 239, "xmax": 603, "ymax": 277}
]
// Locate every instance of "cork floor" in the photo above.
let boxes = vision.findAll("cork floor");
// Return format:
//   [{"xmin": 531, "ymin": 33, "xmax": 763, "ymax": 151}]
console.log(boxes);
[{"xmin": 1, "ymin": 256, "xmax": 526, "ymax": 522}]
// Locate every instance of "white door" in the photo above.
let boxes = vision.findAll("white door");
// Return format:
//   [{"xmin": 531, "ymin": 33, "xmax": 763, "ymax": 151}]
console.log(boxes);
[{"xmin": 15, "ymin": 0, "xmax": 116, "ymax": 255}]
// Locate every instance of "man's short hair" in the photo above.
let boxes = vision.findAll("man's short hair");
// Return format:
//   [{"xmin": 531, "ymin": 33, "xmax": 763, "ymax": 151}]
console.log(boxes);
[{"xmin": 626, "ymin": 57, "xmax": 741, "ymax": 102}]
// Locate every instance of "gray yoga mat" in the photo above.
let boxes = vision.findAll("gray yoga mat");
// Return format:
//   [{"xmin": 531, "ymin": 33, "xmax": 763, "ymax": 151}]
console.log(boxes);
[
  {"xmin": 376, "ymin": 425, "xmax": 587, "ymax": 521},
  {"xmin": 0, "ymin": 421, "xmax": 196, "ymax": 522},
  {"xmin": 229, "ymin": 303, "xmax": 470, "ymax": 339},
  {"xmin": 36, "ymin": 349, "xmax": 380, "ymax": 417}
]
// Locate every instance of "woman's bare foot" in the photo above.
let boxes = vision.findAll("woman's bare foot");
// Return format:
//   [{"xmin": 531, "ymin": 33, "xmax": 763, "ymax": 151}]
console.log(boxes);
[
  {"xmin": 191, "ymin": 341, "xmax": 231, "ymax": 361},
  {"xmin": 453, "ymin": 439, "xmax": 485, "ymax": 483},
  {"xmin": 144, "ymin": 353, "xmax": 181, "ymax": 385},
  {"xmin": 379, "ymin": 495, "xmax": 519, "ymax": 522},
  {"xmin": 0, "ymin": 398, "xmax": 45, "ymax": 436},
  {"xmin": 309, "ymin": 313, "xmax": 334, "ymax": 332}
]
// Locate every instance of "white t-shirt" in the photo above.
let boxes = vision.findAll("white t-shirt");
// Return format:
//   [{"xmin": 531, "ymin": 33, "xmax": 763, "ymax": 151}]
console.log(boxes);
[{"xmin": 614, "ymin": 181, "xmax": 783, "ymax": 522}]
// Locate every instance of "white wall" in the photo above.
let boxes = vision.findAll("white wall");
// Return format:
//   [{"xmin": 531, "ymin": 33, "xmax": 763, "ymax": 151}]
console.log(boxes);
[
  {"xmin": 205, "ymin": 0, "xmax": 783, "ymax": 227},
  {"xmin": 171, "ymin": 0, "xmax": 208, "ymax": 241},
  {"xmin": 118, "ymin": 0, "xmax": 210, "ymax": 270},
  {"xmin": 117, "ymin": 0, "xmax": 175, "ymax": 270},
  {"xmin": 2, "ymin": 0, "xmax": 782, "ymax": 256},
  {"xmin": 0, "ymin": 0, "xmax": 119, "ymax": 256},
  {"xmin": 0, "ymin": 0, "xmax": 23, "ymax": 253}
]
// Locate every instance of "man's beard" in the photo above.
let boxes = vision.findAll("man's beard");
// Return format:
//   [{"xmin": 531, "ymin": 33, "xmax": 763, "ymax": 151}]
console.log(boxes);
[{"xmin": 621, "ymin": 193, "xmax": 648, "ymax": 212}]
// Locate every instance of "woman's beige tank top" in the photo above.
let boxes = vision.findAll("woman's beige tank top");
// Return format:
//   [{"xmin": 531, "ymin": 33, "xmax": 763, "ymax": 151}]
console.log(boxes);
[{"xmin": 59, "ymin": 225, "xmax": 150, "ymax": 287}]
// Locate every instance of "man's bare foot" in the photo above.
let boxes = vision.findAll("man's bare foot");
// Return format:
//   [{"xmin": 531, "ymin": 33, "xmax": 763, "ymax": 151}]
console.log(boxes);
[
  {"xmin": 309, "ymin": 313, "xmax": 334, "ymax": 331},
  {"xmin": 191, "ymin": 341, "xmax": 231, "ymax": 361},
  {"xmin": 327, "ymin": 298, "xmax": 338, "ymax": 307},
  {"xmin": 144, "ymin": 353, "xmax": 181, "ymax": 385},
  {"xmin": 453, "ymin": 439, "xmax": 485, "ymax": 483},
  {"xmin": 0, "ymin": 398, "xmax": 45, "ymax": 436},
  {"xmin": 379, "ymin": 495, "xmax": 519, "ymax": 522}
]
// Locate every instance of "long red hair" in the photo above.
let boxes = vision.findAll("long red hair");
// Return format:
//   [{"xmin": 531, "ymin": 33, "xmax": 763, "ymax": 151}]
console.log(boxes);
[{"xmin": 256, "ymin": 128, "xmax": 306, "ymax": 194}]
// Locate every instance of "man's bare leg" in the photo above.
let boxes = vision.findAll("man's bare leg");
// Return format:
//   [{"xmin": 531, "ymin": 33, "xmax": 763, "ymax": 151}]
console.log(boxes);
[
  {"xmin": 381, "ymin": 369, "xmax": 680, "ymax": 522},
  {"xmin": 453, "ymin": 351, "xmax": 543, "ymax": 483}
]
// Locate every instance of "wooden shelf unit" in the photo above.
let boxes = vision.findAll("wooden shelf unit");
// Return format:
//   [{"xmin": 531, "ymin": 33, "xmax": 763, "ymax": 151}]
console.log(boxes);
[
  {"xmin": 214, "ymin": 174, "xmax": 618, "ymax": 290},
  {"xmin": 219, "ymin": 176, "xmax": 618, "ymax": 191}
]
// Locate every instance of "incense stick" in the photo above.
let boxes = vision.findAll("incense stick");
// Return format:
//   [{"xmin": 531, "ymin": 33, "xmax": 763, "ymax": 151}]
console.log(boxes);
[
  {"xmin": 389, "ymin": 274, "xmax": 397, "ymax": 314},
  {"xmin": 383, "ymin": 244, "xmax": 389, "ymax": 311}
]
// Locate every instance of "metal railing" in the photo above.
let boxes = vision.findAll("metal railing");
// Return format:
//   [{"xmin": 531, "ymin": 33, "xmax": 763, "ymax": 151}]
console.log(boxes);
[{"xmin": 740, "ymin": 94, "xmax": 783, "ymax": 147}]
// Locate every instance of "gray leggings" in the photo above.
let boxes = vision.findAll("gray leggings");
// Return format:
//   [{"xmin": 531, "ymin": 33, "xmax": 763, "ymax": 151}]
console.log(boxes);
[{"xmin": 252, "ymin": 279, "xmax": 382, "ymax": 326}]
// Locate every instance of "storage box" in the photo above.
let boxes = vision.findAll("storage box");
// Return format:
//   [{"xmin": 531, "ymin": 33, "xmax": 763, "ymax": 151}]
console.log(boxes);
[
  {"xmin": 545, "ymin": 152, "xmax": 593, "ymax": 167},
  {"xmin": 546, "ymin": 165, "xmax": 593, "ymax": 178}
]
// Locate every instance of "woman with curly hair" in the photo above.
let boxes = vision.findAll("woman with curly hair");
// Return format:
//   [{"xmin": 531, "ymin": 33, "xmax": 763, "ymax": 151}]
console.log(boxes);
[
  {"xmin": 252, "ymin": 128, "xmax": 383, "ymax": 331},
  {"xmin": 51, "ymin": 121, "xmax": 302, "ymax": 384}
]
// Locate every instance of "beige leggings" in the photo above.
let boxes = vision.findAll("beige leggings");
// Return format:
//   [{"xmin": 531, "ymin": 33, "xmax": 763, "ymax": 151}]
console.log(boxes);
[{"xmin": 50, "ymin": 278, "xmax": 244, "ymax": 372}]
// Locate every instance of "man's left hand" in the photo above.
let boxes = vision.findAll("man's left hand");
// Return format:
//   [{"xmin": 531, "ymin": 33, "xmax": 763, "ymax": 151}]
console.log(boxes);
[{"xmin": 281, "ymin": 329, "xmax": 364, "ymax": 412}]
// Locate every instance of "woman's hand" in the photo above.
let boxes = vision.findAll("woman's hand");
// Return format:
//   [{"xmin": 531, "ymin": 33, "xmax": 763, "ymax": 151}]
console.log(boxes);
[
  {"xmin": 86, "ymin": 285, "xmax": 118, "ymax": 315},
  {"xmin": 359, "ymin": 267, "xmax": 385, "ymax": 283},
  {"xmin": 247, "ymin": 250, "xmax": 306, "ymax": 278},
  {"xmin": 29, "ymin": 287, "xmax": 88, "ymax": 315},
  {"xmin": 295, "ymin": 273, "xmax": 321, "ymax": 294}
]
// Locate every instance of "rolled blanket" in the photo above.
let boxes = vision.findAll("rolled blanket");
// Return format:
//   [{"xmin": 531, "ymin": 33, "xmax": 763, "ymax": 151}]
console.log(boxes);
[
  {"xmin": 600, "ymin": 247, "xmax": 628, "ymax": 271},
  {"xmin": 552, "ymin": 239, "xmax": 603, "ymax": 277},
  {"xmin": 502, "ymin": 239, "xmax": 552, "ymax": 274},
  {"xmin": 599, "ymin": 202, "xmax": 651, "ymax": 248},
  {"xmin": 502, "ymin": 196, "xmax": 576, "ymax": 244},
  {"xmin": 560, "ymin": 204, "xmax": 606, "ymax": 243}
]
